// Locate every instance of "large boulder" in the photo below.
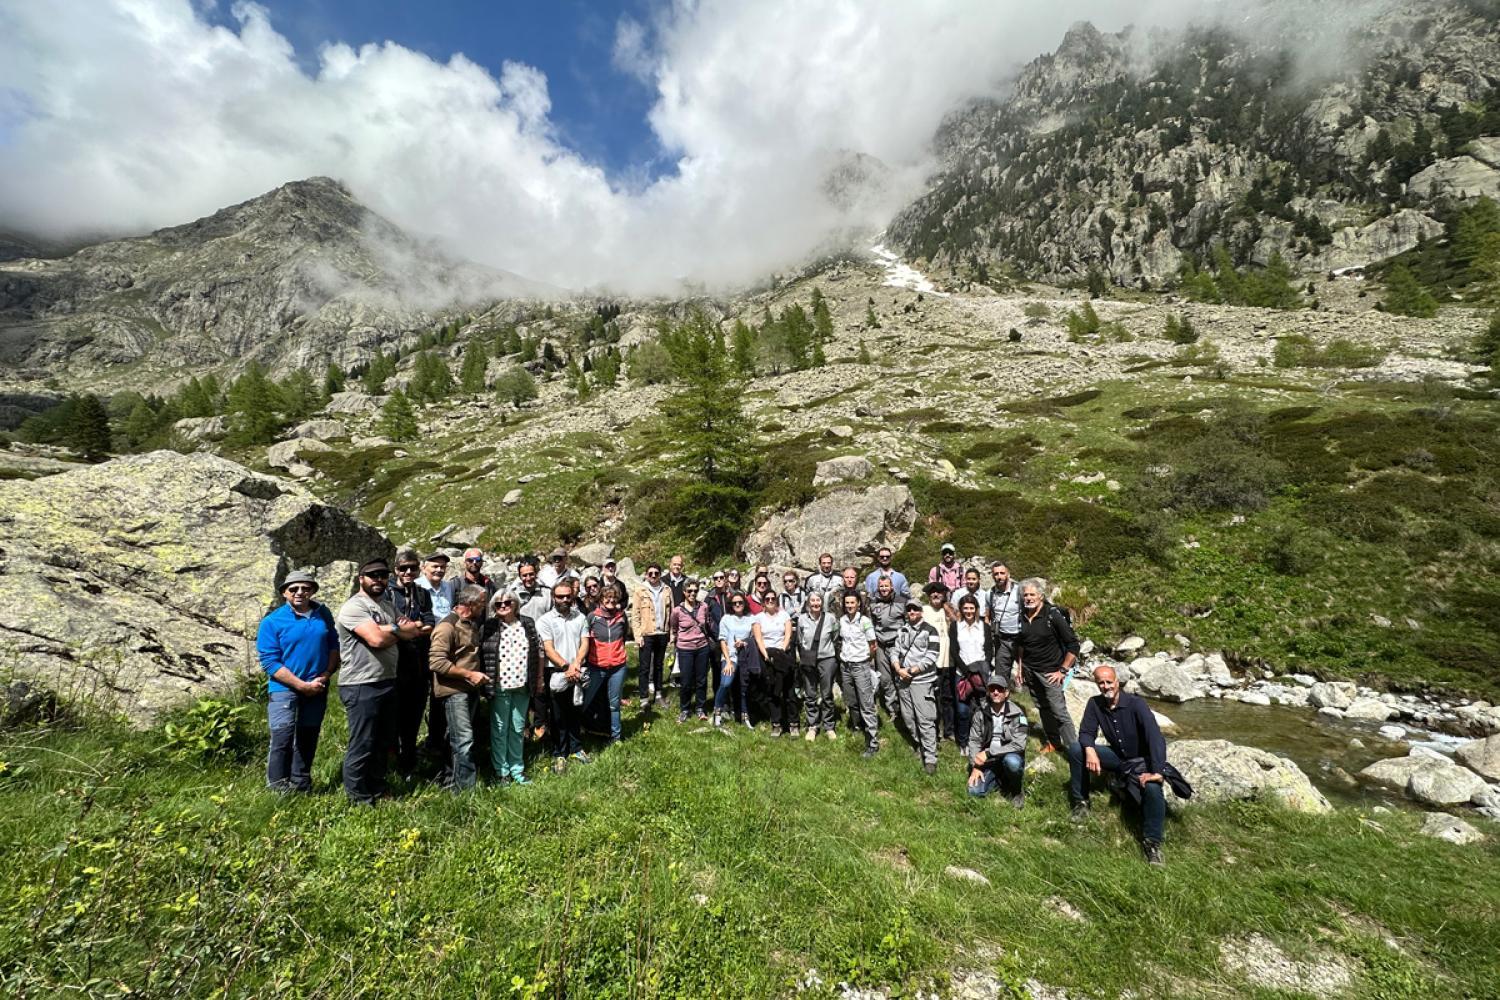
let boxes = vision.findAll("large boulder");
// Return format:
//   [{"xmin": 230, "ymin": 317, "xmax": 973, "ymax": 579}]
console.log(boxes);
[
  {"xmin": 1456, "ymin": 735, "xmax": 1500, "ymax": 782},
  {"xmin": 1135, "ymin": 658, "xmax": 1205, "ymax": 703},
  {"xmin": 1344, "ymin": 697, "xmax": 1396, "ymax": 722},
  {"xmin": 1407, "ymin": 143, "xmax": 1500, "ymax": 202},
  {"xmin": 744, "ymin": 485, "xmax": 915, "ymax": 570},
  {"xmin": 812, "ymin": 455, "xmax": 872, "ymax": 487},
  {"xmin": 1166, "ymin": 739, "xmax": 1332, "ymax": 814},
  {"xmin": 266, "ymin": 437, "xmax": 331, "ymax": 470},
  {"xmin": 569, "ymin": 542, "xmax": 615, "ymax": 568},
  {"xmin": 172, "ymin": 415, "xmax": 227, "ymax": 442},
  {"xmin": 289, "ymin": 419, "xmax": 349, "ymax": 441},
  {"xmin": 0, "ymin": 451, "xmax": 390, "ymax": 724},
  {"xmin": 1420, "ymin": 812, "xmax": 1484, "ymax": 846},
  {"xmin": 1359, "ymin": 749, "xmax": 1488, "ymax": 806},
  {"xmin": 325, "ymin": 390, "xmax": 385, "ymax": 415},
  {"xmin": 1308, "ymin": 681, "xmax": 1355, "ymax": 710}
]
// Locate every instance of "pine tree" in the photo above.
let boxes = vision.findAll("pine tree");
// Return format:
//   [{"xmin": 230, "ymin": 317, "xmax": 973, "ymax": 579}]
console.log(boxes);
[
  {"xmin": 322, "ymin": 364, "xmax": 346, "ymax": 400},
  {"xmin": 625, "ymin": 340, "xmax": 673, "ymax": 385},
  {"xmin": 225, "ymin": 361, "xmax": 285, "ymax": 446},
  {"xmin": 379, "ymin": 389, "xmax": 418, "ymax": 442},
  {"xmin": 278, "ymin": 369, "xmax": 319, "ymax": 423},
  {"xmin": 409, "ymin": 352, "xmax": 455, "ymax": 404},
  {"xmin": 362, "ymin": 350, "xmax": 395, "ymax": 394},
  {"xmin": 593, "ymin": 348, "xmax": 620, "ymax": 388},
  {"xmin": 121, "ymin": 399, "xmax": 160, "ymax": 451},
  {"xmin": 566, "ymin": 357, "xmax": 590, "ymax": 401},
  {"xmin": 864, "ymin": 303, "xmax": 880, "ymax": 329},
  {"xmin": 782, "ymin": 304, "xmax": 812, "ymax": 371},
  {"xmin": 730, "ymin": 320, "xmax": 756, "ymax": 377},
  {"xmin": 69, "ymin": 393, "xmax": 113, "ymax": 461},
  {"xmin": 858, "ymin": 340, "xmax": 872, "ymax": 365},
  {"xmin": 811, "ymin": 335, "xmax": 827, "ymax": 367},
  {"xmin": 494, "ymin": 366, "xmax": 538, "ymax": 407},
  {"xmin": 1380, "ymin": 263, "xmax": 1439, "ymax": 318},
  {"xmin": 175, "ymin": 376, "xmax": 217, "ymax": 418},
  {"xmin": 519, "ymin": 336, "xmax": 539, "ymax": 363},
  {"xmin": 459, "ymin": 339, "xmax": 489, "ymax": 395},
  {"xmin": 811, "ymin": 288, "xmax": 834, "ymax": 342}
]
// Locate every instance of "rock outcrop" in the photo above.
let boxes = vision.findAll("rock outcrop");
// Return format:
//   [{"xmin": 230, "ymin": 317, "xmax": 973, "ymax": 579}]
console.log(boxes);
[
  {"xmin": 744, "ymin": 485, "xmax": 916, "ymax": 570},
  {"xmin": 1166, "ymin": 739, "xmax": 1332, "ymax": 814},
  {"xmin": 1420, "ymin": 811, "xmax": 1484, "ymax": 845},
  {"xmin": 0, "ymin": 451, "xmax": 390, "ymax": 724},
  {"xmin": 1360, "ymin": 749, "xmax": 1490, "ymax": 807},
  {"xmin": 1457, "ymin": 735, "xmax": 1500, "ymax": 782}
]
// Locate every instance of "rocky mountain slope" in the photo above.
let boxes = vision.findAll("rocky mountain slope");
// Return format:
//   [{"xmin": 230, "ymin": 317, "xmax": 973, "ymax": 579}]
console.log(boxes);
[
  {"xmin": 0, "ymin": 178, "xmax": 553, "ymax": 389},
  {"xmin": 889, "ymin": 0, "xmax": 1500, "ymax": 289}
]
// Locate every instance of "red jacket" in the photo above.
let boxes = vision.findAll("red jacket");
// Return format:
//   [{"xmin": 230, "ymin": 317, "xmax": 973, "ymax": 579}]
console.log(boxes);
[{"xmin": 586, "ymin": 608, "xmax": 628, "ymax": 669}]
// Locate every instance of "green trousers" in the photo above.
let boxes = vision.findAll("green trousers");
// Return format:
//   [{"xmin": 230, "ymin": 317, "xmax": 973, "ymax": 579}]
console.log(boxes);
[{"xmin": 489, "ymin": 688, "xmax": 530, "ymax": 780}]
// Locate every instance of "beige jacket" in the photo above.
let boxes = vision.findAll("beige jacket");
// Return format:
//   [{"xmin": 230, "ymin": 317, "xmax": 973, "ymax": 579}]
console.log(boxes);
[
  {"xmin": 632, "ymin": 580, "xmax": 673, "ymax": 638},
  {"xmin": 428, "ymin": 612, "xmax": 485, "ymax": 698}
]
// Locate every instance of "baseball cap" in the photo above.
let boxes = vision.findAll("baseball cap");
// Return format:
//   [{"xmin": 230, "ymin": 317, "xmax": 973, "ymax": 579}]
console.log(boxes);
[
  {"xmin": 940, "ymin": 543, "xmax": 956, "ymax": 553},
  {"xmin": 424, "ymin": 552, "xmax": 450, "ymax": 563},
  {"xmin": 904, "ymin": 600, "xmax": 924, "ymax": 612},
  {"xmin": 358, "ymin": 558, "xmax": 390, "ymax": 576},
  {"xmin": 986, "ymin": 672, "xmax": 1011, "ymax": 690}
]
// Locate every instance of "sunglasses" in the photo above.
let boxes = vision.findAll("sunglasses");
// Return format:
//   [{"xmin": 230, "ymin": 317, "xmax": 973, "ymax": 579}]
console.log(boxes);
[
  {"xmin": 285, "ymin": 584, "xmax": 314, "ymax": 594},
  {"xmin": 396, "ymin": 565, "xmax": 419, "ymax": 572},
  {"xmin": 712, "ymin": 575, "xmax": 724, "ymax": 580},
  {"xmin": 363, "ymin": 571, "xmax": 390, "ymax": 579},
  {"xmin": 495, "ymin": 600, "xmax": 517, "ymax": 608},
  {"xmin": 465, "ymin": 558, "xmax": 484, "ymax": 564}
]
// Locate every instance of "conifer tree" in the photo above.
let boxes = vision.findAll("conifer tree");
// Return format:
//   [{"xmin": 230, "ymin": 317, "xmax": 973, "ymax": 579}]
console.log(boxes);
[
  {"xmin": 225, "ymin": 361, "xmax": 285, "ymax": 446},
  {"xmin": 1380, "ymin": 263, "xmax": 1439, "ymax": 318},
  {"xmin": 175, "ymin": 376, "xmax": 217, "ymax": 418},
  {"xmin": 379, "ymin": 389, "xmax": 418, "ymax": 442},
  {"xmin": 864, "ymin": 303, "xmax": 880, "ymax": 329},
  {"xmin": 459, "ymin": 339, "xmax": 489, "ymax": 395},
  {"xmin": 322, "ymin": 363, "xmax": 346, "ymax": 400},
  {"xmin": 593, "ymin": 348, "xmax": 620, "ymax": 388},
  {"xmin": 69, "ymin": 393, "xmax": 113, "ymax": 461},
  {"xmin": 730, "ymin": 320, "xmax": 756, "ymax": 377},
  {"xmin": 782, "ymin": 304, "xmax": 812, "ymax": 370},
  {"xmin": 494, "ymin": 366, "xmax": 538, "ymax": 407},
  {"xmin": 121, "ymin": 399, "xmax": 160, "ymax": 451},
  {"xmin": 858, "ymin": 340, "xmax": 873, "ymax": 365},
  {"xmin": 362, "ymin": 350, "xmax": 396, "ymax": 394},
  {"xmin": 278, "ymin": 369, "xmax": 319, "ymax": 423}
]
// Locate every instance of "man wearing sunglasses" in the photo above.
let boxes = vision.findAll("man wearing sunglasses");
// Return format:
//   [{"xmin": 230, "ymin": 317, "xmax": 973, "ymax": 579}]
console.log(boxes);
[
  {"xmin": 335, "ymin": 558, "xmax": 425, "ymax": 805},
  {"xmin": 459, "ymin": 547, "xmax": 498, "ymax": 604},
  {"xmin": 256, "ymin": 571, "xmax": 338, "ymax": 793},
  {"xmin": 390, "ymin": 550, "xmax": 438, "ymax": 779},
  {"xmin": 778, "ymin": 570, "xmax": 806, "ymax": 620}
]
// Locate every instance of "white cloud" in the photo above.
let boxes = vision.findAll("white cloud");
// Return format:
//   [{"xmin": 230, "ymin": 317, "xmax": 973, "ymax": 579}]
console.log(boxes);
[{"xmin": 0, "ymin": 0, "xmax": 1392, "ymax": 295}]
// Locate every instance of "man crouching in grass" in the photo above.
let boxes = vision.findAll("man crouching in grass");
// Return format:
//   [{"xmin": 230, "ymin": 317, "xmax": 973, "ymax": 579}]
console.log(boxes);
[
  {"xmin": 1066, "ymin": 665, "xmax": 1192, "ymax": 866},
  {"xmin": 965, "ymin": 673, "xmax": 1027, "ymax": 807}
]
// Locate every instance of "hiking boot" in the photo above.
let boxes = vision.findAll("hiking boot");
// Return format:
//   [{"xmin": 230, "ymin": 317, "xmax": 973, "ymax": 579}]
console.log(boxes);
[
  {"xmin": 789, "ymin": 726, "xmax": 801, "ymax": 738},
  {"xmin": 861, "ymin": 743, "xmax": 879, "ymax": 759},
  {"xmin": 677, "ymin": 710, "xmax": 690, "ymax": 724},
  {"xmin": 742, "ymin": 718, "xmax": 755, "ymax": 731},
  {"xmin": 1010, "ymin": 794, "xmax": 1026, "ymax": 810},
  {"xmin": 824, "ymin": 729, "xmax": 838, "ymax": 741},
  {"xmin": 770, "ymin": 729, "xmax": 782, "ymax": 738},
  {"xmin": 570, "ymin": 751, "xmax": 593, "ymax": 765},
  {"xmin": 1143, "ymin": 840, "xmax": 1165, "ymax": 867},
  {"xmin": 804, "ymin": 728, "xmax": 817, "ymax": 742},
  {"xmin": 923, "ymin": 762, "xmax": 937, "ymax": 776},
  {"xmin": 1070, "ymin": 802, "xmax": 1091, "ymax": 824}
]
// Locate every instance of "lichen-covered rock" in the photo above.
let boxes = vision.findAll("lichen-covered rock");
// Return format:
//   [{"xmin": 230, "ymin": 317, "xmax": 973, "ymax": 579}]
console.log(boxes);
[
  {"xmin": 266, "ymin": 436, "xmax": 331, "ymax": 470},
  {"xmin": 1167, "ymin": 739, "xmax": 1332, "ymax": 814},
  {"xmin": 1308, "ymin": 681, "xmax": 1356, "ymax": 710},
  {"xmin": 1408, "ymin": 765, "xmax": 1487, "ymax": 807},
  {"xmin": 1420, "ymin": 812, "xmax": 1484, "ymax": 845},
  {"xmin": 1344, "ymin": 697, "xmax": 1395, "ymax": 722},
  {"xmin": 0, "ymin": 450, "xmax": 390, "ymax": 724},
  {"xmin": 743, "ymin": 485, "xmax": 915, "ymax": 570},
  {"xmin": 1135, "ymin": 659, "xmax": 1205, "ymax": 703},
  {"xmin": 289, "ymin": 419, "xmax": 349, "ymax": 441},
  {"xmin": 173, "ymin": 415, "xmax": 227, "ymax": 442}
]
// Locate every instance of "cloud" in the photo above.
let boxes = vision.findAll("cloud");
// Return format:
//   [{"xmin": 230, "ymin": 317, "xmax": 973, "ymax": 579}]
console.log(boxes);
[{"xmin": 0, "ymin": 0, "xmax": 1394, "ymax": 296}]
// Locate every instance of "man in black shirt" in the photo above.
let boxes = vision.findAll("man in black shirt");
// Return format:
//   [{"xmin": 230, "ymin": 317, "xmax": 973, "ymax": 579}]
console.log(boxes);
[
  {"xmin": 1011, "ymin": 578, "xmax": 1080, "ymax": 752},
  {"xmin": 1067, "ymin": 664, "xmax": 1192, "ymax": 866}
]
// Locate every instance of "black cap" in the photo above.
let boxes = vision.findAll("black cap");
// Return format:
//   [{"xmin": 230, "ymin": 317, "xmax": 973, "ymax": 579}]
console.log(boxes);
[
  {"xmin": 424, "ymin": 552, "xmax": 450, "ymax": 563},
  {"xmin": 924, "ymin": 581, "xmax": 949, "ymax": 596},
  {"xmin": 358, "ymin": 558, "xmax": 390, "ymax": 576}
]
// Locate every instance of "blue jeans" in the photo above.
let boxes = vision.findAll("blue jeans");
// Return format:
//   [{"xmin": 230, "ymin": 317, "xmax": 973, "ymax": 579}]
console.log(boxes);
[
  {"xmin": 267, "ymin": 689, "xmax": 326, "ymax": 791},
  {"xmin": 1066, "ymin": 742, "xmax": 1166, "ymax": 843},
  {"xmin": 444, "ymin": 691, "xmax": 483, "ymax": 792},
  {"xmin": 584, "ymin": 666, "xmax": 627, "ymax": 742},
  {"xmin": 967, "ymin": 751, "xmax": 1024, "ymax": 797},
  {"xmin": 676, "ymin": 646, "xmax": 710, "ymax": 714},
  {"xmin": 714, "ymin": 655, "xmax": 749, "ymax": 718}
]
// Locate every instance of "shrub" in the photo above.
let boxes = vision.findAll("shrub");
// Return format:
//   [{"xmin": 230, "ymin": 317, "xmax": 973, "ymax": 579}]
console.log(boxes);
[
  {"xmin": 1163, "ymin": 314, "xmax": 1199, "ymax": 344},
  {"xmin": 1272, "ymin": 335, "xmax": 1382, "ymax": 369},
  {"xmin": 1023, "ymin": 302, "xmax": 1051, "ymax": 319},
  {"xmin": 1065, "ymin": 302, "xmax": 1102, "ymax": 340},
  {"xmin": 1263, "ymin": 524, "xmax": 1324, "ymax": 575},
  {"xmin": 494, "ymin": 365, "xmax": 539, "ymax": 406},
  {"xmin": 1379, "ymin": 263, "xmax": 1440, "ymax": 318},
  {"xmin": 160, "ymin": 698, "xmax": 256, "ymax": 762}
]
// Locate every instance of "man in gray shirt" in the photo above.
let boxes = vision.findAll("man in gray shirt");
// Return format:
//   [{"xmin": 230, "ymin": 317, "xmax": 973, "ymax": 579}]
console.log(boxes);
[
  {"xmin": 335, "ymin": 558, "xmax": 425, "ymax": 805},
  {"xmin": 892, "ymin": 600, "xmax": 943, "ymax": 775},
  {"xmin": 986, "ymin": 560, "xmax": 1023, "ymax": 676}
]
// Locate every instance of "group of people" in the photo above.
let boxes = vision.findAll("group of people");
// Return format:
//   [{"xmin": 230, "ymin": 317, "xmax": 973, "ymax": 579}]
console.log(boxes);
[{"xmin": 255, "ymin": 543, "xmax": 1188, "ymax": 864}]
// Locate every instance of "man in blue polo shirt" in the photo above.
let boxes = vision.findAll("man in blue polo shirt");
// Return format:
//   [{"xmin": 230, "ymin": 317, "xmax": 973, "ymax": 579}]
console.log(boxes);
[{"xmin": 256, "ymin": 571, "xmax": 339, "ymax": 793}]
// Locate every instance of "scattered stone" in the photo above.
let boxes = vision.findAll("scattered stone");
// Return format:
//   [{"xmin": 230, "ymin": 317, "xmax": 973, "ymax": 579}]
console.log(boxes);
[
  {"xmin": 1044, "ymin": 896, "xmax": 1086, "ymax": 923},
  {"xmin": 1317, "ymin": 706, "xmax": 1344, "ymax": 719},
  {"xmin": 266, "ymin": 436, "xmax": 331, "ymax": 470},
  {"xmin": 1135, "ymin": 659, "xmax": 1205, "ymax": 703},
  {"xmin": 1420, "ymin": 812, "xmax": 1485, "ymax": 846},
  {"xmin": 569, "ymin": 542, "xmax": 614, "ymax": 567},
  {"xmin": 289, "ymin": 418, "xmax": 348, "ymax": 440},
  {"xmin": 518, "ymin": 473, "xmax": 540, "ymax": 484},
  {"xmin": 1345, "ymin": 698, "xmax": 1396, "ymax": 722},
  {"xmin": 1287, "ymin": 673, "xmax": 1317, "ymax": 687},
  {"xmin": 448, "ymin": 526, "xmax": 483, "ymax": 547},
  {"xmin": 431, "ymin": 523, "xmax": 459, "ymax": 542},
  {"xmin": 1219, "ymin": 933, "xmax": 1353, "ymax": 995},
  {"xmin": 1456, "ymin": 734, "xmax": 1500, "ymax": 782},
  {"xmin": 325, "ymin": 390, "xmax": 385, "ymax": 416},
  {"xmin": 378, "ymin": 501, "xmax": 397, "ymax": 521},
  {"xmin": 1377, "ymin": 725, "xmax": 1408, "ymax": 742},
  {"xmin": 1115, "ymin": 636, "xmax": 1146, "ymax": 655},
  {"xmin": 1371, "ymin": 614, "xmax": 1392, "ymax": 628},
  {"xmin": 826, "ymin": 424, "xmax": 855, "ymax": 439},
  {"xmin": 813, "ymin": 455, "xmax": 873, "ymax": 486},
  {"xmin": 1240, "ymin": 691, "xmax": 1273, "ymax": 707},
  {"xmin": 942, "ymin": 865, "xmax": 991, "ymax": 887},
  {"xmin": 1408, "ymin": 764, "xmax": 1488, "ymax": 807},
  {"xmin": 502, "ymin": 489, "xmax": 523, "ymax": 506},
  {"xmin": 172, "ymin": 415, "xmax": 227, "ymax": 442},
  {"xmin": 1168, "ymin": 740, "xmax": 1332, "ymax": 814}
]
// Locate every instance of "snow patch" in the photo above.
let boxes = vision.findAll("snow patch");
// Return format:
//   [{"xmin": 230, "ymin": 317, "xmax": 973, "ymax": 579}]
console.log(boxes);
[{"xmin": 870, "ymin": 243, "xmax": 947, "ymax": 297}]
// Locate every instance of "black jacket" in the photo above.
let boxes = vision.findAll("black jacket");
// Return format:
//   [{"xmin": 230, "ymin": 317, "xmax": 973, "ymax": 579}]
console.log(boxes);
[
  {"xmin": 479, "ymin": 615, "xmax": 542, "ymax": 695},
  {"xmin": 1015, "ymin": 602, "xmax": 1080, "ymax": 675}
]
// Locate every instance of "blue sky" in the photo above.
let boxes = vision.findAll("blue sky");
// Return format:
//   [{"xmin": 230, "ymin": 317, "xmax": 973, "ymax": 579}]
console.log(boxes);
[{"xmin": 206, "ymin": 0, "xmax": 665, "ymax": 179}]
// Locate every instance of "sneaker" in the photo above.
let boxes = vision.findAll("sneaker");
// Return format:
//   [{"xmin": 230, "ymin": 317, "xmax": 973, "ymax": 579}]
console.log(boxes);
[
  {"xmin": 553, "ymin": 758, "xmax": 567, "ymax": 774},
  {"xmin": 713, "ymin": 712, "xmax": 723, "ymax": 728},
  {"xmin": 770, "ymin": 729, "xmax": 782, "ymax": 738},
  {"xmin": 804, "ymin": 728, "xmax": 817, "ymax": 743},
  {"xmin": 1009, "ymin": 794, "xmax": 1025, "ymax": 810},
  {"xmin": 570, "ymin": 751, "xmax": 593, "ymax": 765},
  {"xmin": 789, "ymin": 726, "xmax": 801, "ymax": 738},
  {"xmin": 923, "ymin": 762, "xmax": 938, "ymax": 776},
  {"xmin": 697, "ymin": 712, "xmax": 709, "ymax": 722},
  {"xmin": 656, "ymin": 694, "xmax": 669, "ymax": 708},
  {"xmin": 1070, "ymin": 802, "xmax": 1091, "ymax": 823},
  {"xmin": 1143, "ymin": 840, "xmax": 1165, "ymax": 867},
  {"xmin": 512, "ymin": 774, "xmax": 531, "ymax": 786},
  {"xmin": 677, "ymin": 710, "xmax": 690, "ymax": 724},
  {"xmin": 742, "ymin": 719, "xmax": 755, "ymax": 731},
  {"xmin": 648, "ymin": 683, "xmax": 657, "ymax": 702},
  {"xmin": 824, "ymin": 729, "xmax": 838, "ymax": 742},
  {"xmin": 861, "ymin": 743, "xmax": 879, "ymax": 759}
]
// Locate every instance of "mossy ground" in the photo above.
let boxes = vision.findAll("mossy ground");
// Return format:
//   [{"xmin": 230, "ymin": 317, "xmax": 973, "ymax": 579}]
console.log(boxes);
[{"xmin": 1, "ymin": 693, "xmax": 1496, "ymax": 998}]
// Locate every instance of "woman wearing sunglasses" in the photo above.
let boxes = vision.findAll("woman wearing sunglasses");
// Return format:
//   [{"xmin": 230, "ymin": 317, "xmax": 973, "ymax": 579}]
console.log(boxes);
[
  {"xmin": 714, "ymin": 594, "xmax": 755, "ymax": 729},
  {"xmin": 481, "ymin": 591, "xmax": 541, "ymax": 785}
]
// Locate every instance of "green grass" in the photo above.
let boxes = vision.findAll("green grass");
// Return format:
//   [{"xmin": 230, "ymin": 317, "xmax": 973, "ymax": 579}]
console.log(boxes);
[{"xmin": 0, "ymin": 699, "xmax": 1495, "ymax": 998}]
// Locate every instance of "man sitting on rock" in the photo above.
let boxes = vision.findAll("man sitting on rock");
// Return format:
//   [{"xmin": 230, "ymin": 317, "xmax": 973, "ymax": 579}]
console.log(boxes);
[
  {"xmin": 1065, "ymin": 664, "xmax": 1192, "ymax": 866},
  {"xmin": 966, "ymin": 673, "xmax": 1028, "ymax": 807}
]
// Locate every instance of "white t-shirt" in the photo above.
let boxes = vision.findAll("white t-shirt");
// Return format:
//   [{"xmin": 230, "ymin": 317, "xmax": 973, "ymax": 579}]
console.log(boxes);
[
  {"xmin": 718, "ymin": 614, "xmax": 756, "ymax": 668},
  {"xmin": 536, "ymin": 607, "xmax": 586, "ymax": 666},
  {"xmin": 755, "ymin": 610, "xmax": 791, "ymax": 651},
  {"xmin": 838, "ymin": 614, "xmax": 875, "ymax": 664}
]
